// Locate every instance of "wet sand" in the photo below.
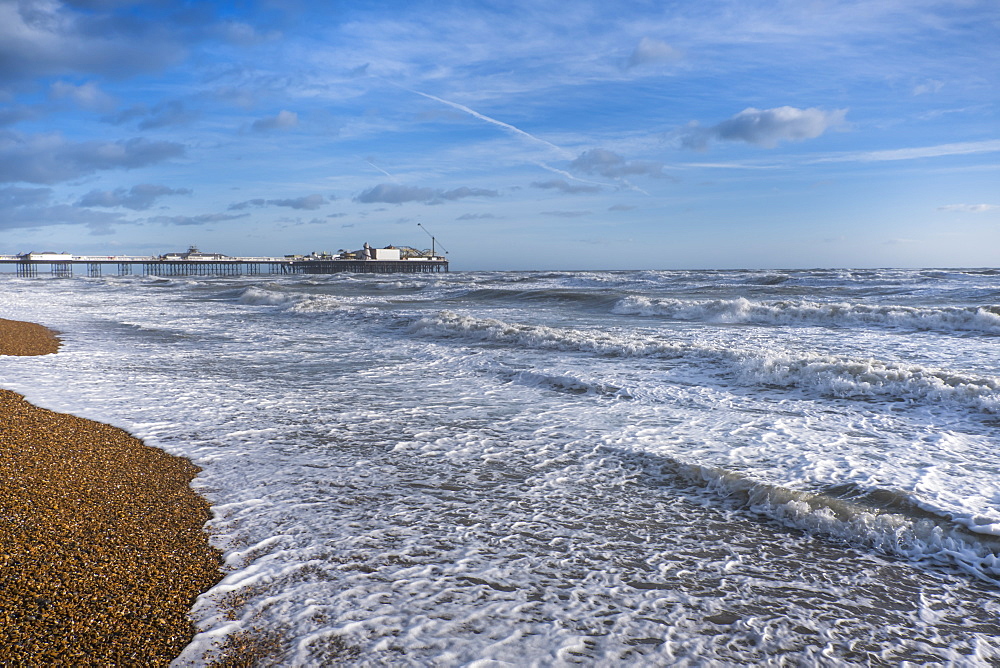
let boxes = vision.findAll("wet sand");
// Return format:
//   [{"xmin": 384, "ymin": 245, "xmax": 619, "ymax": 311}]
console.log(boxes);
[{"xmin": 0, "ymin": 318, "xmax": 223, "ymax": 665}]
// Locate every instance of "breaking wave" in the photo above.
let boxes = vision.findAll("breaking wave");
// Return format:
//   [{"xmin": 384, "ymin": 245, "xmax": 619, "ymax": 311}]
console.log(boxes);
[
  {"xmin": 458, "ymin": 287, "xmax": 619, "ymax": 309},
  {"xmin": 484, "ymin": 362, "xmax": 633, "ymax": 398},
  {"xmin": 736, "ymin": 351, "xmax": 1000, "ymax": 412},
  {"xmin": 237, "ymin": 286, "xmax": 302, "ymax": 306},
  {"xmin": 613, "ymin": 296, "xmax": 1000, "ymax": 334},
  {"xmin": 409, "ymin": 311, "xmax": 1000, "ymax": 412},
  {"xmin": 236, "ymin": 286, "xmax": 343, "ymax": 312},
  {"xmin": 407, "ymin": 310, "xmax": 694, "ymax": 358},
  {"xmin": 643, "ymin": 455, "xmax": 1000, "ymax": 581}
]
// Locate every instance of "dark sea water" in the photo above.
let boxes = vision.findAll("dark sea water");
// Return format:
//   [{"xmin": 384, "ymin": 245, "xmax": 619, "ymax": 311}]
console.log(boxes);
[{"xmin": 3, "ymin": 268, "xmax": 1000, "ymax": 666}]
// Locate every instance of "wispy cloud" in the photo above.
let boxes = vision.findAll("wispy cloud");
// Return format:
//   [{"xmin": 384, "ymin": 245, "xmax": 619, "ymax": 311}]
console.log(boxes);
[
  {"xmin": 0, "ymin": 185, "xmax": 127, "ymax": 233},
  {"xmin": 457, "ymin": 213, "xmax": 499, "ymax": 220},
  {"xmin": 252, "ymin": 110, "xmax": 299, "ymax": 132},
  {"xmin": 626, "ymin": 37, "xmax": 681, "ymax": 69},
  {"xmin": 816, "ymin": 140, "xmax": 1000, "ymax": 163},
  {"xmin": 1, "ymin": 185, "xmax": 52, "ymax": 208},
  {"xmin": 532, "ymin": 179, "xmax": 601, "ymax": 194},
  {"xmin": 106, "ymin": 100, "xmax": 199, "ymax": 130},
  {"xmin": 77, "ymin": 184, "xmax": 192, "ymax": 210},
  {"xmin": 913, "ymin": 80, "xmax": 944, "ymax": 96},
  {"xmin": 355, "ymin": 185, "xmax": 434, "ymax": 204},
  {"xmin": 269, "ymin": 194, "xmax": 327, "ymax": 210},
  {"xmin": 50, "ymin": 81, "xmax": 115, "ymax": 113},
  {"xmin": 0, "ymin": 133, "xmax": 185, "ymax": 184},
  {"xmin": 229, "ymin": 194, "xmax": 329, "ymax": 210},
  {"xmin": 355, "ymin": 183, "xmax": 498, "ymax": 204},
  {"xmin": 148, "ymin": 212, "xmax": 250, "ymax": 226},
  {"xmin": 0, "ymin": 104, "xmax": 40, "ymax": 127},
  {"xmin": 542, "ymin": 210, "xmax": 591, "ymax": 218},
  {"xmin": 533, "ymin": 162, "xmax": 614, "ymax": 189},
  {"xmin": 937, "ymin": 203, "xmax": 997, "ymax": 213},
  {"xmin": 570, "ymin": 149, "xmax": 664, "ymax": 178},
  {"xmin": 0, "ymin": 0, "xmax": 186, "ymax": 85}
]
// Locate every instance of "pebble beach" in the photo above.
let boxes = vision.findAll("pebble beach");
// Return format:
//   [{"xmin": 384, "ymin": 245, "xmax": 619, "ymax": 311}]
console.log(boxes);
[{"xmin": 0, "ymin": 317, "xmax": 223, "ymax": 665}]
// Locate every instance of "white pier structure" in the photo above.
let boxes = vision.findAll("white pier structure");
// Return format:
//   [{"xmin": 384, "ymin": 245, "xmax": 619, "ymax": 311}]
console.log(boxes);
[{"xmin": 0, "ymin": 246, "xmax": 448, "ymax": 277}]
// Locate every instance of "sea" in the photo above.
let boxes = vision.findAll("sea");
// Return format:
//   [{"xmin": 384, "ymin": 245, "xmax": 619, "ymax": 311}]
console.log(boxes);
[{"xmin": 2, "ymin": 268, "xmax": 1000, "ymax": 666}]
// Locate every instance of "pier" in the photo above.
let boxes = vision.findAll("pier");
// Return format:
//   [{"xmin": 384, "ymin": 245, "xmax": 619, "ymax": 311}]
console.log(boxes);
[{"xmin": 0, "ymin": 248, "xmax": 448, "ymax": 277}]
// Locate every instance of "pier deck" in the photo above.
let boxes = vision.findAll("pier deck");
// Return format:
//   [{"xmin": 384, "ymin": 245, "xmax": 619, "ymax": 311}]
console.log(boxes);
[{"xmin": 0, "ymin": 255, "xmax": 448, "ymax": 277}]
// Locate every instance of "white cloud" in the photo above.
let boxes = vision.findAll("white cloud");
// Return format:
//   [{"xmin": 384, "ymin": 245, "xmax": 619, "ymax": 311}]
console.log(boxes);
[
  {"xmin": 569, "ymin": 149, "xmax": 664, "ymax": 178},
  {"xmin": 440, "ymin": 187, "xmax": 498, "ymax": 200},
  {"xmin": 50, "ymin": 81, "xmax": 115, "ymax": 112},
  {"xmin": 0, "ymin": 186, "xmax": 126, "ymax": 233},
  {"xmin": 251, "ymin": 110, "xmax": 299, "ymax": 132},
  {"xmin": 913, "ymin": 80, "xmax": 944, "ymax": 96},
  {"xmin": 106, "ymin": 100, "xmax": 199, "ymax": 130},
  {"xmin": 148, "ymin": 212, "xmax": 250, "ymax": 226},
  {"xmin": 229, "ymin": 198, "xmax": 267, "ymax": 210},
  {"xmin": 1, "ymin": 185, "xmax": 52, "ymax": 208},
  {"xmin": 230, "ymin": 195, "xmax": 331, "ymax": 210},
  {"xmin": 532, "ymin": 179, "xmax": 601, "ymax": 194},
  {"xmin": 0, "ymin": 105, "xmax": 39, "ymax": 127},
  {"xmin": 817, "ymin": 140, "xmax": 1000, "ymax": 163},
  {"xmin": 937, "ymin": 204, "xmax": 997, "ymax": 213},
  {"xmin": 269, "ymin": 194, "xmax": 327, "ymax": 210},
  {"xmin": 0, "ymin": 0, "xmax": 184, "ymax": 85},
  {"xmin": 355, "ymin": 184, "xmax": 436, "ymax": 204},
  {"xmin": 0, "ymin": 132, "xmax": 185, "ymax": 184},
  {"xmin": 683, "ymin": 106, "xmax": 848, "ymax": 149},
  {"xmin": 354, "ymin": 183, "xmax": 498, "ymax": 204},
  {"xmin": 542, "ymin": 210, "xmax": 591, "ymax": 218},
  {"xmin": 627, "ymin": 37, "xmax": 681, "ymax": 69},
  {"xmin": 77, "ymin": 184, "xmax": 192, "ymax": 210}
]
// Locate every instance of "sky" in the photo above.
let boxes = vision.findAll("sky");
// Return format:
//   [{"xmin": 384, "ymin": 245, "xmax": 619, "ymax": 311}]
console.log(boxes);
[{"xmin": 1, "ymin": 0, "xmax": 998, "ymax": 270}]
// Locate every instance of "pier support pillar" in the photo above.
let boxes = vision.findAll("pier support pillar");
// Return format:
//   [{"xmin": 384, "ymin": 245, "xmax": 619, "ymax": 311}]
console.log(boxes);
[{"xmin": 51, "ymin": 262, "xmax": 72, "ymax": 277}]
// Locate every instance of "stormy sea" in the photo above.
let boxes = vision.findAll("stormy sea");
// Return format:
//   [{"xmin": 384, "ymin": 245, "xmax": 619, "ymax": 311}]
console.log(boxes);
[{"xmin": 3, "ymin": 268, "xmax": 1000, "ymax": 666}]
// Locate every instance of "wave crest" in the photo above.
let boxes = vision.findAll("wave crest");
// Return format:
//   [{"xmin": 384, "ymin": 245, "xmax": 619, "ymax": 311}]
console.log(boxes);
[
  {"xmin": 649, "ymin": 457, "xmax": 1000, "ymax": 580},
  {"xmin": 237, "ymin": 286, "xmax": 300, "ymax": 306},
  {"xmin": 410, "ymin": 311, "xmax": 1000, "ymax": 412},
  {"xmin": 614, "ymin": 296, "xmax": 1000, "ymax": 334}
]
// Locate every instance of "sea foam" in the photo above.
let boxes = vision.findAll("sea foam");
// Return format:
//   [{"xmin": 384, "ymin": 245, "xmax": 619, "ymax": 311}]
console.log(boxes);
[
  {"xmin": 614, "ymin": 295, "xmax": 1000, "ymax": 334},
  {"xmin": 409, "ymin": 311, "xmax": 1000, "ymax": 412}
]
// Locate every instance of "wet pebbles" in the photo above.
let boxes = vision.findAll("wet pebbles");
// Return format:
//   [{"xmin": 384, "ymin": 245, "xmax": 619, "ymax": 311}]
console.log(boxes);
[{"xmin": 1, "ymin": 318, "xmax": 223, "ymax": 665}]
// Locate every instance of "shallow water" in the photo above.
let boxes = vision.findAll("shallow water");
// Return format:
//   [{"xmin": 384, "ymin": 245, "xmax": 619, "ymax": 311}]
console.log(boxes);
[{"xmin": 2, "ymin": 268, "xmax": 1000, "ymax": 665}]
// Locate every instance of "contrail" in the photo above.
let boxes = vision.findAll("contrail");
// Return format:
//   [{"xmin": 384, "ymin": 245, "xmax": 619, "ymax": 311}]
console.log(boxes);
[
  {"xmin": 393, "ymin": 83, "xmax": 574, "ymax": 159},
  {"xmin": 365, "ymin": 159, "xmax": 395, "ymax": 179},
  {"xmin": 381, "ymin": 79, "xmax": 650, "ymax": 193},
  {"xmin": 535, "ymin": 162, "xmax": 648, "ymax": 195},
  {"xmin": 534, "ymin": 162, "xmax": 608, "ymax": 187}
]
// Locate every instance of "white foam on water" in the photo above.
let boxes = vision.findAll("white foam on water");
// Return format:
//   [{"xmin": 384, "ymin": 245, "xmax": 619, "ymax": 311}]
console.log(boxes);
[
  {"xmin": 407, "ymin": 310, "xmax": 1000, "ymax": 412},
  {"xmin": 614, "ymin": 295, "xmax": 1000, "ymax": 334},
  {"xmin": 3, "ymin": 271, "xmax": 1000, "ymax": 666}
]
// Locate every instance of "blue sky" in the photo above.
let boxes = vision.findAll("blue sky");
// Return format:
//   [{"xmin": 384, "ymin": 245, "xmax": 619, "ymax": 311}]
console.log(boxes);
[{"xmin": 1, "ymin": 0, "xmax": 997, "ymax": 270}]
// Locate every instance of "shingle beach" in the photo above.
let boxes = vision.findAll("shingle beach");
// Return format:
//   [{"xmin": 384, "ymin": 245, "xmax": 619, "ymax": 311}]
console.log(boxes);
[{"xmin": 0, "ymin": 317, "xmax": 223, "ymax": 665}]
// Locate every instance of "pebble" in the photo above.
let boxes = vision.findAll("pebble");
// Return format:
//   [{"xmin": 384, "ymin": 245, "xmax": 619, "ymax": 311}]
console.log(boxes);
[{"xmin": 1, "ymin": 318, "xmax": 224, "ymax": 665}]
